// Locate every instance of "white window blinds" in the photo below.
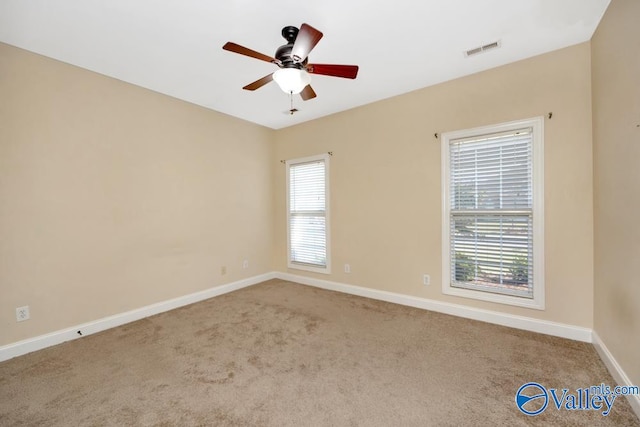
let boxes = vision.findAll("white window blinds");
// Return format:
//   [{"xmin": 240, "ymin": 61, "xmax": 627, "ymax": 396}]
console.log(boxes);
[
  {"xmin": 287, "ymin": 156, "xmax": 329, "ymax": 271},
  {"xmin": 449, "ymin": 128, "xmax": 534, "ymax": 298}
]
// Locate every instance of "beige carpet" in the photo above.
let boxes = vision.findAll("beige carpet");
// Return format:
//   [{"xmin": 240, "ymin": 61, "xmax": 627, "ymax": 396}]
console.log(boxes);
[{"xmin": 0, "ymin": 279, "xmax": 638, "ymax": 426}]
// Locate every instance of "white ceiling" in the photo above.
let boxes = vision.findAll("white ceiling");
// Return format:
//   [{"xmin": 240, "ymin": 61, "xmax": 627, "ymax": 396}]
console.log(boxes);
[{"xmin": 0, "ymin": 0, "xmax": 610, "ymax": 129}]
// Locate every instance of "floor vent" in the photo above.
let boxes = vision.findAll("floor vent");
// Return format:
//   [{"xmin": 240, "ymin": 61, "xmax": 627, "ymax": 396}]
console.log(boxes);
[{"xmin": 465, "ymin": 40, "xmax": 501, "ymax": 57}]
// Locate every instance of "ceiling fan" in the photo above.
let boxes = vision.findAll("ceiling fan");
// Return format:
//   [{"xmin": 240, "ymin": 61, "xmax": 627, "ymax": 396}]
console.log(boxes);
[{"xmin": 222, "ymin": 23, "xmax": 359, "ymax": 101}]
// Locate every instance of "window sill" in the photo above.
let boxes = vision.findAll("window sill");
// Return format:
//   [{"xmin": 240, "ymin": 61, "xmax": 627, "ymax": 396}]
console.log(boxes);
[
  {"xmin": 287, "ymin": 262, "xmax": 331, "ymax": 275},
  {"xmin": 443, "ymin": 284, "xmax": 545, "ymax": 310}
]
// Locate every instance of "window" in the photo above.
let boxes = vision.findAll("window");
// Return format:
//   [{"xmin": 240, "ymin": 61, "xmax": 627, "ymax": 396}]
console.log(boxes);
[
  {"xmin": 441, "ymin": 117, "xmax": 544, "ymax": 309},
  {"xmin": 286, "ymin": 154, "xmax": 330, "ymax": 274}
]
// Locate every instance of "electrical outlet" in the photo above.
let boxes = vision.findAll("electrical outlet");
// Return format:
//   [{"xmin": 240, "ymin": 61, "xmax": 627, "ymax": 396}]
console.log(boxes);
[
  {"xmin": 423, "ymin": 274, "xmax": 430, "ymax": 286},
  {"xmin": 344, "ymin": 264, "xmax": 351, "ymax": 273},
  {"xmin": 242, "ymin": 260, "xmax": 249, "ymax": 269},
  {"xmin": 16, "ymin": 306, "xmax": 30, "ymax": 322},
  {"xmin": 221, "ymin": 266, "xmax": 227, "ymax": 275}
]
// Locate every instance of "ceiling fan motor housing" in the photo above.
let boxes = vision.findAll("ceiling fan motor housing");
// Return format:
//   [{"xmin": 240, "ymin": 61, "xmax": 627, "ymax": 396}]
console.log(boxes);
[{"xmin": 275, "ymin": 26, "xmax": 307, "ymax": 69}]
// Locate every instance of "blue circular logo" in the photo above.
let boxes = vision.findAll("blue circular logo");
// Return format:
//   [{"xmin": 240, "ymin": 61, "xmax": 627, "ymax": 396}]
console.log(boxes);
[{"xmin": 516, "ymin": 382, "xmax": 549, "ymax": 416}]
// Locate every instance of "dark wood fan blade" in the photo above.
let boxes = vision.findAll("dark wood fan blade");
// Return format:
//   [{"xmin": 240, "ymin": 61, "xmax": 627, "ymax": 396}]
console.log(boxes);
[
  {"xmin": 291, "ymin": 23, "xmax": 323, "ymax": 63},
  {"xmin": 242, "ymin": 73, "xmax": 274, "ymax": 91},
  {"xmin": 223, "ymin": 42, "xmax": 276, "ymax": 64},
  {"xmin": 307, "ymin": 64, "xmax": 359, "ymax": 79},
  {"xmin": 300, "ymin": 85, "xmax": 317, "ymax": 101}
]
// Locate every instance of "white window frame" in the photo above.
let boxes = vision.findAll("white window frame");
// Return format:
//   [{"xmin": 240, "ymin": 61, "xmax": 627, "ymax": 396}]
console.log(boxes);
[
  {"xmin": 286, "ymin": 153, "xmax": 331, "ymax": 274},
  {"xmin": 441, "ymin": 117, "xmax": 545, "ymax": 310}
]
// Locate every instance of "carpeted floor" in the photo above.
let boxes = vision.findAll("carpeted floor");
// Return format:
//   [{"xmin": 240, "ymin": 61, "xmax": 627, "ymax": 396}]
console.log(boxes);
[{"xmin": 0, "ymin": 279, "xmax": 638, "ymax": 426}]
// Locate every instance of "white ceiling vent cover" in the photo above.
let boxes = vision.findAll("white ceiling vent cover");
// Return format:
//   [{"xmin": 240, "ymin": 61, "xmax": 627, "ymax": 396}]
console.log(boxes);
[{"xmin": 464, "ymin": 40, "xmax": 502, "ymax": 57}]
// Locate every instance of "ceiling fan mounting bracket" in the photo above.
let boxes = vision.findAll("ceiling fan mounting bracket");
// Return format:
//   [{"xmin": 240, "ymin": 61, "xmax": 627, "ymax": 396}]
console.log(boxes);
[{"xmin": 281, "ymin": 26, "xmax": 299, "ymax": 43}]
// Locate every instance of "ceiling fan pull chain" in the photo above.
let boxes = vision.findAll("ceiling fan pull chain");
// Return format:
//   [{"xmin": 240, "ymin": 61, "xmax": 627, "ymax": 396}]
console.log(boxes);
[{"xmin": 289, "ymin": 91, "xmax": 295, "ymax": 115}]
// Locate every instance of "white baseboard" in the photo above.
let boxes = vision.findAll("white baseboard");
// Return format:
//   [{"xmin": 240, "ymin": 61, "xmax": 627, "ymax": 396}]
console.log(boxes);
[
  {"xmin": 4, "ymin": 271, "xmax": 591, "ymax": 362},
  {"xmin": 0, "ymin": 272, "xmax": 276, "ymax": 363},
  {"xmin": 592, "ymin": 331, "xmax": 640, "ymax": 418},
  {"xmin": 276, "ymin": 272, "xmax": 593, "ymax": 342},
  {"xmin": 1, "ymin": 271, "xmax": 592, "ymax": 361}
]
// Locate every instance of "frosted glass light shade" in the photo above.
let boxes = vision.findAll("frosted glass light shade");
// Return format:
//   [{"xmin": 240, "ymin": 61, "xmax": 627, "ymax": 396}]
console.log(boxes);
[{"xmin": 273, "ymin": 68, "xmax": 311, "ymax": 94}]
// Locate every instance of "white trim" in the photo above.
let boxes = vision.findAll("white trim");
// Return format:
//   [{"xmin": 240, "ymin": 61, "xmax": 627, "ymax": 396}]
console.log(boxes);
[
  {"xmin": 276, "ymin": 272, "xmax": 590, "ymax": 342},
  {"xmin": 0, "ymin": 272, "xmax": 276, "ymax": 362},
  {"xmin": 285, "ymin": 153, "xmax": 331, "ymax": 275},
  {"xmin": 592, "ymin": 331, "xmax": 640, "ymax": 418},
  {"xmin": 441, "ymin": 116, "xmax": 545, "ymax": 310}
]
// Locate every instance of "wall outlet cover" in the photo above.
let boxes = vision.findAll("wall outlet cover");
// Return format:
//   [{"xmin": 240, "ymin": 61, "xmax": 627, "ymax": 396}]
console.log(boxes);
[{"xmin": 16, "ymin": 306, "xmax": 30, "ymax": 322}]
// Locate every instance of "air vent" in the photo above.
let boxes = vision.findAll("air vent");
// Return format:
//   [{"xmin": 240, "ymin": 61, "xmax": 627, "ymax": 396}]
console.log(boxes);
[{"xmin": 464, "ymin": 40, "xmax": 501, "ymax": 57}]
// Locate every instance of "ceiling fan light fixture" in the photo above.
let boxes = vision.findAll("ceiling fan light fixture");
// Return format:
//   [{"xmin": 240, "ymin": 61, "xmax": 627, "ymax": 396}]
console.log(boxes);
[{"xmin": 273, "ymin": 68, "xmax": 311, "ymax": 94}]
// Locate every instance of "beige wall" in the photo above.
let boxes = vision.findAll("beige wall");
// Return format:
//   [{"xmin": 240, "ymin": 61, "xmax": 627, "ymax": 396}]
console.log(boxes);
[
  {"xmin": 275, "ymin": 43, "xmax": 594, "ymax": 327},
  {"xmin": 592, "ymin": 0, "xmax": 640, "ymax": 385},
  {"xmin": 0, "ymin": 37, "xmax": 602, "ymax": 347},
  {"xmin": 0, "ymin": 43, "xmax": 275, "ymax": 346}
]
